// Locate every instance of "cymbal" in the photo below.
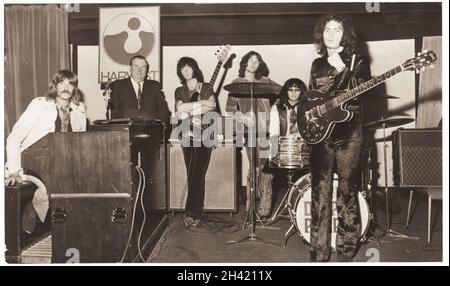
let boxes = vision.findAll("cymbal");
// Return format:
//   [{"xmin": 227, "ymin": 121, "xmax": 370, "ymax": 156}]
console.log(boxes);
[
  {"xmin": 364, "ymin": 117, "xmax": 414, "ymax": 130},
  {"xmin": 366, "ymin": 94, "xmax": 399, "ymax": 99},
  {"xmin": 224, "ymin": 82, "xmax": 282, "ymax": 95}
]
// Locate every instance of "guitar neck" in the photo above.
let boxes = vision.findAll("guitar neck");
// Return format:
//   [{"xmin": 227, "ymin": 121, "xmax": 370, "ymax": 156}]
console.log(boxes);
[
  {"xmin": 331, "ymin": 65, "xmax": 404, "ymax": 108},
  {"xmin": 209, "ymin": 60, "xmax": 223, "ymax": 85}
]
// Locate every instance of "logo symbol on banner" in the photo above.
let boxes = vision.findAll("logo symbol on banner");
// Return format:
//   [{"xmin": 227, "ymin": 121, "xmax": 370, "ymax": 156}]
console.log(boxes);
[{"xmin": 102, "ymin": 14, "xmax": 155, "ymax": 65}]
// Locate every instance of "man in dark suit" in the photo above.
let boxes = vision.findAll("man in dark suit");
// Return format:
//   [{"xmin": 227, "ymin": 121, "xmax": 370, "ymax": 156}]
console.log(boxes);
[{"xmin": 110, "ymin": 55, "xmax": 170, "ymax": 127}]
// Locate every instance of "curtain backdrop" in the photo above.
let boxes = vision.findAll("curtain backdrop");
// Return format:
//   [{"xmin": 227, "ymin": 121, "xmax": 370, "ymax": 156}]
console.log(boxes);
[
  {"xmin": 4, "ymin": 4, "xmax": 70, "ymax": 135},
  {"xmin": 416, "ymin": 36, "xmax": 442, "ymax": 128}
]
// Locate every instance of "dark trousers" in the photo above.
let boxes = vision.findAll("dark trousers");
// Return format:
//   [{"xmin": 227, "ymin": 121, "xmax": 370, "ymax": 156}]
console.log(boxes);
[
  {"xmin": 310, "ymin": 125, "xmax": 362, "ymax": 261},
  {"xmin": 182, "ymin": 145, "xmax": 213, "ymax": 219}
]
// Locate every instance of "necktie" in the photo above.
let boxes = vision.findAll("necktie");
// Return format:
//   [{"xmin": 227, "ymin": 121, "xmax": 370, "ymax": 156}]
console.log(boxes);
[
  {"xmin": 57, "ymin": 105, "xmax": 70, "ymax": 132},
  {"xmin": 289, "ymin": 107, "xmax": 298, "ymax": 135},
  {"xmin": 137, "ymin": 82, "xmax": 142, "ymax": 110}
]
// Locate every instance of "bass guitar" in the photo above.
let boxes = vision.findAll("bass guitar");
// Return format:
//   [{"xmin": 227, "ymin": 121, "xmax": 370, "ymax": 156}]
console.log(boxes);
[{"xmin": 187, "ymin": 45, "xmax": 231, "ymax": 138}]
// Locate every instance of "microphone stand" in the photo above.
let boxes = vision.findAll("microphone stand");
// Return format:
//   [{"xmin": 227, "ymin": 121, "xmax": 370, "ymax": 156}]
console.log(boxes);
[
  {"xmin": 103, "ymin": 80, "xmax": 112, "ymax": 120},
  {"xmin": 106, "ymin": 99, "xmax": 111, "ymax": 120}
]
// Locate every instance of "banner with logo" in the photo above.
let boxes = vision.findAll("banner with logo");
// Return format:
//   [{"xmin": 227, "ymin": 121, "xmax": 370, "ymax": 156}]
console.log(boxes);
[{"xmin": 99, "ymin": 6, "xmax": 160, "ymax": 83}]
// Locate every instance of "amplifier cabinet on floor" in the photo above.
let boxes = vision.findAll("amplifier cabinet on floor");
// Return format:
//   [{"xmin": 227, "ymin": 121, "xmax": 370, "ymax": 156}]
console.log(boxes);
[
  {"xmin": 22, "ymin": 120, "xmax": 168, "ymax": 263},
  {"xmin": 168, "ymin": 141, "xmax": 237, "ymax": 212},
  {"xmin": 393, "ymin": 128, "xmax": 442, "ymax": 188},
  {"xmin": 4, "ymin": 182, "xmax": 51, "ymax": 263}
]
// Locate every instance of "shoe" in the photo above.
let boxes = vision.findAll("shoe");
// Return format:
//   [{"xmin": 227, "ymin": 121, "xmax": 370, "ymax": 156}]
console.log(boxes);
[
  {"xmin": 22, "ymin": 202, "xmax": 38, "ymax": 234},
  {"xmin": 191, "ymin": 218, "xmax": 201, "ymax": 227},
  {"xmin": 183, "ymin": 216, "xmax": 195, "ymax": 229},
  {"xmin": 309, "ymin": 251, "xmax": 317, "ymax": 262},
  {"xmin": 309, "ymin": 251, "xmax": 330, "ymax": 262},
  {"xmin": 183, "ymin": 216, "xmax": 202, "ymax": 229},
  {"xmin": 336, "ymin": 254, "xmax": 353, "ymax": 262}
]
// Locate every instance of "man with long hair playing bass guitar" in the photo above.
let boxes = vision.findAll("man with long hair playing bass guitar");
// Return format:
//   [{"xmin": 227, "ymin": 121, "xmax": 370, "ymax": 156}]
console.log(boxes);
[
  {"xmin": 303, "ymin": 14, "xmax": 371, "ymax": 262},
  {"xmin": 174, "ymin": 57, "xmax": 216, "ymax": 228}
]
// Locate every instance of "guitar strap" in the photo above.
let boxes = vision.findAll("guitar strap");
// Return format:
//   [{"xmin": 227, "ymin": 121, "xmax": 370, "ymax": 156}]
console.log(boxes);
[
  {"xmin": 335, "ymin": 68, "xmax": 351, "ymax": 89},
  {"xmin": 350, "ymin": 58, "xmax": 364, "ymax": 88}
]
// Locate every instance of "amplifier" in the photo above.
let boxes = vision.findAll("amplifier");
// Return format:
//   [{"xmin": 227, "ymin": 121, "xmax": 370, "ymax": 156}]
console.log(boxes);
[
  {"xmin": 168, "ymin": 142, "xmax": 237, "ymax": 212},
  {"xmin": 4, "ymin": 182, "xmax": 51, "ymax": 263},
  {"xmin": 393, "ymin": 128, "xmax": 442, "ymax": 188}
]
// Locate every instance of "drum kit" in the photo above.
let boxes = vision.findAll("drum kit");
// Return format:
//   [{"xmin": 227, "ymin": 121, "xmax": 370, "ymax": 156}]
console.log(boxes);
[{"xmin": 224, "ymin": 81, "xmax": 416, "ymax": 247}]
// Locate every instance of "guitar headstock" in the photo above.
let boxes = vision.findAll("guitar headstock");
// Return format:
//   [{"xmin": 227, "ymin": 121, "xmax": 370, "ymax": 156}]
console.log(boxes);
[
  {"xmin": 403, "ymin": 50, "xmax": 437, "ymax": 73},
  {"xmin": 215, "ymin": 44, "xmax": 231, "ymax": 62}
]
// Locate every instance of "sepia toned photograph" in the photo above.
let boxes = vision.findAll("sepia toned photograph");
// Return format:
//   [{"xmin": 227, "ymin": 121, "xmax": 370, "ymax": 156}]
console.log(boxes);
[{"xmin": 1, "ymin": 1, "xmax": 447, "ymax": 267}]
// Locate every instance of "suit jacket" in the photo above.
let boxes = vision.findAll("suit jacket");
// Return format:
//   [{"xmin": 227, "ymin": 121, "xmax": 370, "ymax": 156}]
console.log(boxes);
[{"xmin": 110, "ymin": 77, "xmax": 170, "ymax": 127}]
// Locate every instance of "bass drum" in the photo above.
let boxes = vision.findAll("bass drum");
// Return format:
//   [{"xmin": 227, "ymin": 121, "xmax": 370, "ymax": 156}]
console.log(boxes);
[{"xmin": 287, "ymin": 173, "xmax": 369, "ymax": 249}]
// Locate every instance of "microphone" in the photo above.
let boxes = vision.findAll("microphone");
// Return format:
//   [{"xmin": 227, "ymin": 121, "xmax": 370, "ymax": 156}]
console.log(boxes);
[
  {"xmin": 103, "ymin": 79, "xmax": 112, "ymax": 96},
  {"xmin": 103, "ymin": 79, "xmax": 113, "ymax": 120}
]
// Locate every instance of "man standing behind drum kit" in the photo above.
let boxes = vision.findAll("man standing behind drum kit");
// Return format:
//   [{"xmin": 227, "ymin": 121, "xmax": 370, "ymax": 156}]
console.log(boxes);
[
  {"xmin": 304, "ymin": 14, "xmax": 372, "ymax": 262},
  {"xmin": 225, "ymin": 51, "xmax": 278, "ymax": 216}
]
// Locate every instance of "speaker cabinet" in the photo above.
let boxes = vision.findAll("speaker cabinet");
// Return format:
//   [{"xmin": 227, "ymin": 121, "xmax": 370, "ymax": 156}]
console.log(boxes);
[
  {"xmin": 4, "ymin": 182, "xmax": 51, "ymax": 263},
  {"xmin": 393, "ymin": 128, "xmax": 442, "ymax": 188},
  {"xmin": 169, "ymin": 142, "xmax": 237, "ymax": 212}
]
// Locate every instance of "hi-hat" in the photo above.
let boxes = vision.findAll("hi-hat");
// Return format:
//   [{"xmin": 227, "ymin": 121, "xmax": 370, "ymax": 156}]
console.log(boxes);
[
  {"xmin": 364, "ymin": 117, "xmax": 414, "ymax": 130},
  {"xmin": 224, "ymin": 82, "xmax": 282, "ymax": 95}
]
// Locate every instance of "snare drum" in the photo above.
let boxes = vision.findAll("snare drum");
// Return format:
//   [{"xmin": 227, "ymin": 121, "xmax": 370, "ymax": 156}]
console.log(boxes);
[
  {"xmin": 287, "ymin": 173, "xmax": 369, "ymax": 249},
  {"xmin": 276, "ymin": 136, "xmax": 311, "ymax": 169}
]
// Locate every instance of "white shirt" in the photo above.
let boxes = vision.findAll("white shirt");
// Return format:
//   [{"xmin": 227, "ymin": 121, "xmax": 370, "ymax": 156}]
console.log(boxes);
[
  {"xmin": 268, "ymin": 104, "xmax": 301, "ymax": 160},
  {"xmin": 269, "ymin": 104, "xmax": 300, "ymax": 137},
  {"xmin": 5, "ymin": 97, "xmax": 87, "ymax": 177}
]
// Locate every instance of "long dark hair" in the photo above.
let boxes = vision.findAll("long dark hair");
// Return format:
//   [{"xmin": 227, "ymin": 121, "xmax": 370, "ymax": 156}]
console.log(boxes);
[
  {"xmin": 45, "ymin": 70, "xmax": 78, "ymax": 100},
  {"xmin": 313, "ymin": 14, "xmax": 357, "ymax": 59},
  {"xmin": 279, "ymin": 78, "xmax": 307, "ymax": 106},
  {"xmin": 238, "ymin": 51, "xmax": 269, "ymax": 80},
  {"xmin": 176, "ymin": 57, "xmax": 204, "ymax": 85}
]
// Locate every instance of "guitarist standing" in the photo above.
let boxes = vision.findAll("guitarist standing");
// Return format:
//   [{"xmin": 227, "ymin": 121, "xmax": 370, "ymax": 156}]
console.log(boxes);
[
  {"xmin": 174, "ymin": 57, "xmax": 216, "ymax": 228},
  {"xmin": 306, "ymin": 14, "xmax": 371, "ymax": 262}
]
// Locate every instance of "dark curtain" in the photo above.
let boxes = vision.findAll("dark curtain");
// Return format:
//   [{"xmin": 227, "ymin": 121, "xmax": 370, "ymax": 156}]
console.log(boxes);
[{"xmin": 4, "ymin": 4, "xmax": 70, "ymax": 135}]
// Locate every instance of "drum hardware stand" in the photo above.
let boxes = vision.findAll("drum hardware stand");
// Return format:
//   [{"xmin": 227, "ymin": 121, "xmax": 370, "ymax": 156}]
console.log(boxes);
[
  {"xmin": 358, "ymin": 144, "xmax": 382, "ymax": 249},
  {"xmin": 378, "ymin": 121, "xmax": 419, "ymax": 240},
  {"xmin": 265, "ymin": 169, "xmax": 297, "ymax": 226},
  {"xmin": 227, "ymin": 83, "xmax": 279, "ymax": 247},
  {"xmin": 282, "ymin": 223, "xmax": 303, "ymax": 248},
  {"xmin": 281, "ymin": 172, "xmax": 308, "ymax": 248}
]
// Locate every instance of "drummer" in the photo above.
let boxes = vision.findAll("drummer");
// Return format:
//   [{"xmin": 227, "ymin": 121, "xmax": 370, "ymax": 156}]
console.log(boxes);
[
  {"xmin": 258, "ymin": 78, "xmax": 308, "ymax": 217},
  {"xmin": 225, "ymin": 51, "xmax": 279, "ymax": 215}
]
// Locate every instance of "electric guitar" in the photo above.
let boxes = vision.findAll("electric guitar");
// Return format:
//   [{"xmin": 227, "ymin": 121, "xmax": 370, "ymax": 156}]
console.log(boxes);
[
  {"xmin": 297, "ymin": 50, "xmax": 437, "ymax": 144},
  {"xmin": 187, "ymin": 45, "xmax": 231, "ymax": 137}
]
